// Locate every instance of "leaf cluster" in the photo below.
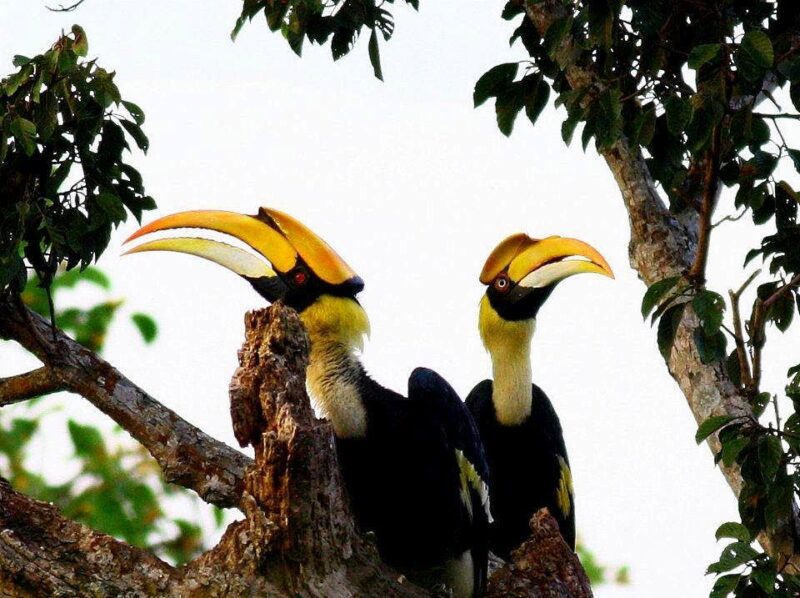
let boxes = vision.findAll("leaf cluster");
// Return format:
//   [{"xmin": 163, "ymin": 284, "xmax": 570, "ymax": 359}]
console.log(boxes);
[
  {"xmin": 232, "ymin": 0, "xmax": 419, "ymax": 80},
  {"xmin": 0, "ymin": 26, "xmax": 154, "ymax": 296}
]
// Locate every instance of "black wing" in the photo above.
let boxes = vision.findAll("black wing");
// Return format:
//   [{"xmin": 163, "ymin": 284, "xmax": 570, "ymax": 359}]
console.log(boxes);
[{"xmin": 408, "ymin": 367, "xmax": 490, "ymax": 597}]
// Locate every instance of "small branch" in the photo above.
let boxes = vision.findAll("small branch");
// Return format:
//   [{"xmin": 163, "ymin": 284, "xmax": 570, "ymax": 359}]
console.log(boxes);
[
  {"xmin": 0, "ymin": 298, "xmax": 250, "ymax": 509},
  {"xmin": 46, "ymin": 0, "xmax": 87, "ymax": 12},
  {"xmin": 728, "ymin": 271, "xmax": 760, "ymax": 391},
  {"xmin": 0, "ymin": 367, "xmax": 64, "ymax": 407},
  {"xmin": 688, "ymin": 126, "xmax": 722, "ymax": 284}
]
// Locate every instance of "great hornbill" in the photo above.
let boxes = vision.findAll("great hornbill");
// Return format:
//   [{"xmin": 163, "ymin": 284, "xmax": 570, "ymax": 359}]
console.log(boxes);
[
  {"xmin": 124, "ymin": 207, "xmax": 490, "ymax": 597},
  {"xmin": 465, "ymin": 233, "xmax": 613, "ymax": 560}
]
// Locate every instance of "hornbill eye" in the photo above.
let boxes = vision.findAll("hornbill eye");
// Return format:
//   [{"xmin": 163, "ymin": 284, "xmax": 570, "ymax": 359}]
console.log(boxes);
[
  {"xmin": 292, "ymin": 268, "xmax": 309, "ymax": 286},
  {"xmin": 493, "ymin": 274, "xmax": 511, "ymax": 293}
]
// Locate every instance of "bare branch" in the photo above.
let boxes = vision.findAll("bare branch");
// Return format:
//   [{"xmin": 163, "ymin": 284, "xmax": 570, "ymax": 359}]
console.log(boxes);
[
  {"xmin": 46, "ymin": 0, "xmax": 87, "ymax": 12},
  {"xmin": 728, "ymin": 271, "xmax": 760, "ymax": 391},
  {"xmin": 0, "ymin": 367, "xmax": 64, "ymax": 407},
  {"xmin": 0, "ymin": 298, "xmax": 250, "ymax": 509},
  {"xmin": 688, "ymin": 126, "xmax": 722, "ymax": 284}
]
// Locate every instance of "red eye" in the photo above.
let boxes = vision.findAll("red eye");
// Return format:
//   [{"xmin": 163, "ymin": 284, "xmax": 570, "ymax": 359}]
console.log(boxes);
[
  {"xmin": 493, "ymin": 275, "xmax": 510, "ymax": 293},
  {"xmin": 293, "ymin": 270, "xmax": 308, "ymax": 286}
]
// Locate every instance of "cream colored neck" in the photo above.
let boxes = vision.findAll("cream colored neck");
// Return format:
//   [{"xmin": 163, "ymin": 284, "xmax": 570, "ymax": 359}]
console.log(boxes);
[
  {"xmin": 479, "ymin": 296, "xmax": 535, "ymax": 426},
  {"xmin": 489, "ymin": 337, "xmax": 533, "ymax": 426},
  {"xmin": 300, "ymin": 295, "xmax": 370, "ymax": 439}
]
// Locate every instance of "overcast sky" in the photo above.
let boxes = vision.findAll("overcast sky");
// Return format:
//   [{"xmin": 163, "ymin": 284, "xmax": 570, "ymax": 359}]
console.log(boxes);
[{"xmin": 3, "ymin": 2, "xmax": 800, "ymax": 596}]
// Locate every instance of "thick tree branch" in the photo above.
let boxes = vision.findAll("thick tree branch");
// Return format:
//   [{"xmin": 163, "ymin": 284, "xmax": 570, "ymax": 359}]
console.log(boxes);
[
  {"xmin": 0, "ymin": 366, "xmax": 64, "ymax": 407},
  {"xmin": 0, "ymin": 298, "xmax": 250, "ymax": 509},
  {"xmin": 0, "ymin": 478, "xmax": 175, "ymax": 596},
  {"xmin": 526, "ymin": 0, "xmax": 796, "ymax": 567}
]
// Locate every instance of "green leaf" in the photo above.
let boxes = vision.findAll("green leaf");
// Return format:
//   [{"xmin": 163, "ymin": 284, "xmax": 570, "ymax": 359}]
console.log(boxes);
[
  {"xmin": 721, "ymin": 435, "xmax": 749, "ymax": 467},
  {"xmin": 709, "ymin": 573, "xmax": 740, "ymax": 597},
  {"xmin": 120, "ymin": 119, "xmax": 149, "ymax": 153},
  {"xmin": 758, "ymin": 435, "xmax": 782, "ymax": 482},
  {"xmin": 368, "ymin": 29, "xmax": 383, "ymax": 82},
  {"xmin": 688, "ymin": 44, "xmax": 720, "ymax": 70},
  {"xmin": 665, "ymin": 95, "xmax": 693, "ymax": 136},
  {"xmin": 739, "ymin": 30, "xmax": 774, "ymax": 70},
  {"xmin": 523, "ymin": 75, "xmax": 550, "ymax": 127},
  {"xmin": 694, "ymin": 328, "xmax": 727, "ymax": 364},
  {"xmin": 68, "ymin": 420, "xmax": 106, "ymax": 458},
  {"xmin": 122, "ymin": 101, "xmax": 145, "ymax": 125},
  {"xmin": 692, "ymin": 290, "xmax": 725, "ymax": 335},
  {"xmin": 495, "ymin": 91, "xmax": 524, "ymax": 137},
  {"xmin": 715, "ymin": 522, "xmax": 751, "ymax": 542},
  {"xmin": 474, "ymin": 63, "xmax": 518, "ymax": 108},
  {"xmin": 131, "ymin": 313, "xmax": 158, "ymax": 344},
  {"xmin": 10, "ymin": 117, "xmax": 37, "ymax": 156},
  {"xmin": 631, "ymin": 105, "xmax": 656, "ymax": 147},
  {"xmin": 696, "ymin": 415, "xmax": 735, "ymax": 444},
  {"xmin": 594, "ymin": 88, "xmax": 623, "ymax": 150},
  {"xmin": 71, "ymin": 25, "xmax": 89, "ymax": 57},
  {"xmin": 657, "ymin": 303, "xmax": 686, "ymax": 361},
  {"xmin": 641, "ymin": 276, "xmax": 681, "ymax": 319}
]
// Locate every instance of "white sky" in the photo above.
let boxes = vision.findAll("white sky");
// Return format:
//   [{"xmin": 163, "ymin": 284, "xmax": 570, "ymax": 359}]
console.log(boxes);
[{"xmin": 3, "ymin": 2, "xmax": 800, "ymax": 596}]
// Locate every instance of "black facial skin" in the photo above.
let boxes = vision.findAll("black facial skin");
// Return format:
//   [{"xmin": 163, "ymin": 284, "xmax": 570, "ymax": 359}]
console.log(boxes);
[
  {"xmin": 486, "ymin": 277, "xmax": 556, "ymax": 321},
  {"xmin": 246, "ymin": 258, "xmax": 365, "ymax": 312}
]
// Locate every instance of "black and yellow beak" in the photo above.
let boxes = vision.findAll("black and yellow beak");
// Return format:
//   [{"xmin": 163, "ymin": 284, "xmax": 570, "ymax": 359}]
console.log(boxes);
[
  {"xmin": 480, "ymin": 233, "xmax": 613, "ymax": 320},
  {"xmin": 123, "ymin": 207, "xmax": 364, "ymax": 303}
]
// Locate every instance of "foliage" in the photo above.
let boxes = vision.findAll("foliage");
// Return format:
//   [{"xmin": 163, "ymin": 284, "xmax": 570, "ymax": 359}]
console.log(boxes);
[
  {"xmin": 232, "ymin": 0, "xmax": 420, "ymax": 80},
  {"xmin": 0, "ymin": 267, "xmax": 221, "ymax": 565},
  {"xmin": 576, "ymin": 540, "xmax": 629, "ymax": 587},
  {"xmin": 0, "ymin": 27, "xmax": 153, "ymax": 296},
  {"xmin": 469, "ymin": 1, "xmax": 800, "ymax": 595}
]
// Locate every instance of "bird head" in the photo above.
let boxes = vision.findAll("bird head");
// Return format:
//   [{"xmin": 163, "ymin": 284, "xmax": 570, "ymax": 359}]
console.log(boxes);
[
  {"xmin": 479, "ymin": 233, "xmax": 614, "ymax": 323},
  {"xmin": 123, "ymin": 207, "xmax": 365, "ymax": 317}
]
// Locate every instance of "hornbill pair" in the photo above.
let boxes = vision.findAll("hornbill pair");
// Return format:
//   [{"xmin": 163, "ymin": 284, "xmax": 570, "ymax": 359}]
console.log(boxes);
[{"xmin": 124, "ymin": 207, "xmax": 612, "ymax": 596}]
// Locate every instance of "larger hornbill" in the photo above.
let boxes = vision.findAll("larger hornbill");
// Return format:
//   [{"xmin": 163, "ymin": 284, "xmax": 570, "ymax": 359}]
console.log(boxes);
[
  {"xmin": 465, "ymin": 233, "xmax": 613, "ymax": 560},
  {"xmin": 124, "ymin": 207, "xmax": 490, "ymax": 597}
]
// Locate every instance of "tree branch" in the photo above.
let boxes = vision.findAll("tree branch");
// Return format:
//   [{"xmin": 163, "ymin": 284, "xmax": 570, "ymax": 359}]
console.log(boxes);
[
  {"xmin": 0, "ymin": 366, "xmax": 64, "ymax": 407},
  {"xmin": 728, "ymin": 271, "xmax": 760, "ymax": 391},
  {"xmin": 0, "ymin": 298, "xmax": 250, "ymax": 509},
  {"xmin": 688, "ymin": 126, "xmax": 721, "ymax": 284},
  {"xmin": 45, "ymin": 0, "xmax": 87, "ymax": 12}
]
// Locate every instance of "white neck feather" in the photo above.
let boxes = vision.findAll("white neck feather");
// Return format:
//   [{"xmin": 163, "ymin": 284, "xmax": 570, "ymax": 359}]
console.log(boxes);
[
  {"xmin": 300, "ymin": 295, "xmax": 370, "ymax": 439},
  {"xmin": 479, "ymin": 296, "xmax": 535, "ymax": 426}
]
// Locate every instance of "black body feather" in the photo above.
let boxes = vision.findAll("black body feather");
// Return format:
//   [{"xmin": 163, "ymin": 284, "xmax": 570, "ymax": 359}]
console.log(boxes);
[
  {"xmin": 466, "ymin": 379, "xmax": 575, "ymax": 560},
  {"xmin": 336, "ymin": 367, "xmax": 490, "ymax": 596}
]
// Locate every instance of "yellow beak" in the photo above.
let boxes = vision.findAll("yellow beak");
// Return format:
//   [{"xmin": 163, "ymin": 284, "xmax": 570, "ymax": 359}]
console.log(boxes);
[
  {"xmin": 123, "ymin": 208, "xmax": 359, "ymax": 287},
  {"xmin": 481, "ymin": 233, "xmax": 614, "ymax": 287}
]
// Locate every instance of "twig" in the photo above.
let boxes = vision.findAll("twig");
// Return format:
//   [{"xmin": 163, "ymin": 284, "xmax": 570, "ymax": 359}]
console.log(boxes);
[
  {"xmin": 46, "ymin": 0, "xmax": 87, "ymax": 12},
  {"xmin": 0, "ymin": 367, "xmax": 64, "ymax": 407},
  {"xmin": 728, "ymin": 270, "xmax": 760, "ymax": 390},
  {"xmin": 688, "ymin": 125, "xmax": 722, "ymax": 284}
]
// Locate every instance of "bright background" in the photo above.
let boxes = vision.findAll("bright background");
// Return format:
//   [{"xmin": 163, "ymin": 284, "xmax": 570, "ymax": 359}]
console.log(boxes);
[{"xmin": 3, "ymin": 2, "xmax": 799, "ymax": 596}]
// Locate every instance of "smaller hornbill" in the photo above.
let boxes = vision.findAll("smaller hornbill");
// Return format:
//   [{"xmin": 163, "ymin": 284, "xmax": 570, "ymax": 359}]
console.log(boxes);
[
  {"xmin": 465, "ymin": 233, "xmax": 613, "ymax": 559},
  {"xmin": 124, "ymin": 208, "xmax": 490, "ymax": 597}
]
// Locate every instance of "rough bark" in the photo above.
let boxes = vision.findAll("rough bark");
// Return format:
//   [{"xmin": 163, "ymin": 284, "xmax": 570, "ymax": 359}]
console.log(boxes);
[
  {"xmin": 526, "ymin": 0, "xmax": 797, "ymax": 568},
  {"xmin": 1, "ymin": 301, "xmax": 592, "ymax": 596},
  {"xmin": 488, "ymin": 510, "xmax": 592, "ymax": 598}
]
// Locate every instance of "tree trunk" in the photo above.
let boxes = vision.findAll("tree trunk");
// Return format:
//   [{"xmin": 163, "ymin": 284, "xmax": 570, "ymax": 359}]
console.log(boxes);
[
  {"xmin": 526, "ymin": 0, "xmax": 798, "ymax": 570},
  {"xmin": 0, "ymin": 300, "xmax": 592, "ymax": 596}
]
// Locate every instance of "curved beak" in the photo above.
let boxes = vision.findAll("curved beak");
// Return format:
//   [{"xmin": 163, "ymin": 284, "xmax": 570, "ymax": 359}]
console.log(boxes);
[
  {"xmin": 123, "ymin": 208, "xmax": 362, "ymax": 299},
  {"xmin": 481, "ymin": 233, "xmax": 614, "ymax": 289}
]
